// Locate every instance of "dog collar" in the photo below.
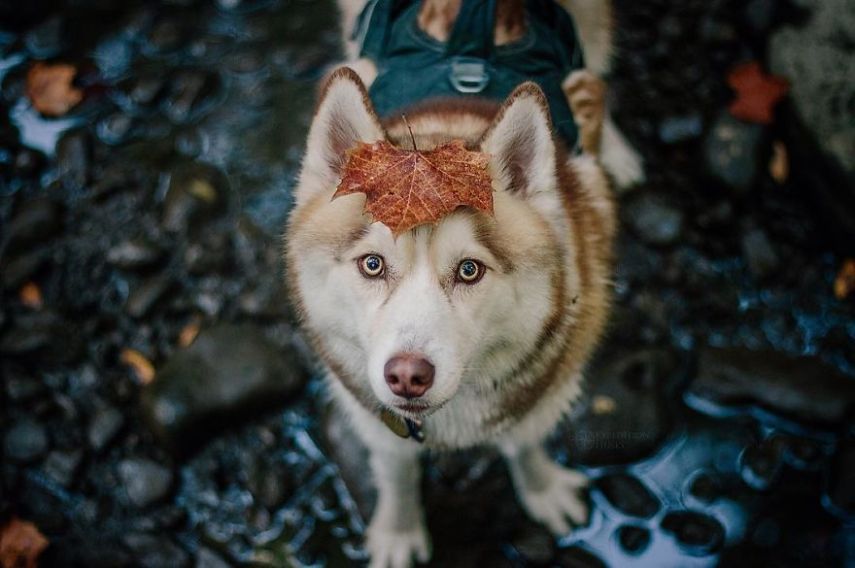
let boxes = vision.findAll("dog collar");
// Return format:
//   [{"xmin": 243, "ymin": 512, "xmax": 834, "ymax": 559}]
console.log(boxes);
[{"xmin": 380, "ymin": 408, "xmax": 425, "ymax": 443}]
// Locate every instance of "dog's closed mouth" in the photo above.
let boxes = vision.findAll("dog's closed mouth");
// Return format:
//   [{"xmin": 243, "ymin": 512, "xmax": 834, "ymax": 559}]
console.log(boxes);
[{"xmin": 394, "ymin": 401, "xmax": 431, "ymax": 415}]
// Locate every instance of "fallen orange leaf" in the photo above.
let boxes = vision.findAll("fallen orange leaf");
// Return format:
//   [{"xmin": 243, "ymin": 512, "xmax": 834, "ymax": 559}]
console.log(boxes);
[
  {"xmin": 25, "ymin": 62, "xmax": 84, "ymax": 117},
  {"xmin": 769, "ymin": 140, "xmax": 789, "ymax": 184},
  {"xmin": 178, "ymin": 318, "xmax": 201, "ymax": 348},
  {"xmin": 19, "ymin": 282, "xmax": 43, "ymax": 310},
  {"xmin": 120, "ymin": 348, "xmax": 155, "ymax": 385},
  {"xmin": 334, "ymin": 139, "xmax": 493, "ymax": 236},
  {"xmin": 0, "ymin": 518, "xmax": 49, "ymax": 568},
  {"xmin": 727, "ymin": 61, "xmax": 789, "ymax": 125},
  {"xmin": 834, "ymin": 259, "xmax": 855, "ymax": 300}
]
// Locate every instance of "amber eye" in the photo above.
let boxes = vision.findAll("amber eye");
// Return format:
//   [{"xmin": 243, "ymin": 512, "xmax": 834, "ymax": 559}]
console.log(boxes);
[
  {"xmin": 457, "ymin": 259, "xmax": 484, "ymax": 284},
  {"xmin": 359, "ymin": 254, "xmax": 385, "ymax": 278}
]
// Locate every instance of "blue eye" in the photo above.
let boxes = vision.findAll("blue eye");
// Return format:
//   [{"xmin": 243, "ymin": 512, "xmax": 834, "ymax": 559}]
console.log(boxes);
[
  {"xmin": 359, "ymin": 254, "xmax": 385, "ymax": 277},
  {"xmin": 457, "ymin": 259, "xmax": 483, "ymax": 283}
]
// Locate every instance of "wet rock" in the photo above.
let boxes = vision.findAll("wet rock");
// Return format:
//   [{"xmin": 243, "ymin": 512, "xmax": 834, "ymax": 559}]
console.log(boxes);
[
  {"xmin": 162, "ymin": 162, "xmax": 229, "ymax": 233},
  {"xmin": 88, "ymin": 406, "xmax": 125, "ymax": 451},
  {"xmin": 43, "ymin": 449, "xmax": 83, "ymax": 487},
  {"xmin": 162, "ymin": 70, "xmax": 221, "ymax": 123},
  {"xmin": 688, "ymin": 472, "xmax": 721, "ymax": 504},
  {"xmin": 687, "ymin": 347, "xmax": 855, "ymax": 428},
  {"xmin": 2, "ymin": 197, "xmax": 62, "ymax": 254},
  {"xmin": 56, "ymin": 128, "xmax": 91, "ymax": 189},
  {"xmin": 195, "ymin": 547, "xmax": 231, "ymax": 568},
  {"xmin": 184, "ymin": 240, "xmax": 228, "ymax": 275},
  {"xmin": 595, "ymin": 474, "xmax": 660, "ymax": 518},
  {"xmin": 560, "ymin": 348, "xmax": 684, "ymax": 466},
  {"xmin": 0, "ymin": 250, "xmax": 48, "ymax": 289},
  {"xmin": 141, "ymin": 324, "xmax": 309, "ymax": 455},
  {"xmin": 826, "ymin": 439, "xmax": 855, "ymax": 517},
  {"xmin": 511, "ymin": 525, "xmax": 555, "ymax": 565},
  {"xmin": 659, "ymin": 114, "xmax": 703, "ymax": 144},
  {"xmin": 781, "ymin": 436, "xmax": 825, "ymax": 470},
  {"xmin": 107, "ymin": 239, "xmax": 164, "ymax": 271},
  {"xmin": 96, "ymin": 112, "xmax": 134, "ymax": 145},
  {"xmin": 771, "ymin": 0, "xmax": 854, "ymax": 185},
  {"xmin": 740, "ymin": 439, "xmax": 784, "ymax": 490},
  {"xmin": 554, "ymin": 546, "xmax": 607, "ymax": 568},
  {"xmin": 144, "ymin": 17, "xmax": 185, "ymax": 54},
  {"xmin": 617, "ymin": 525, "xmax": 650, "ymax": 555},
  {"xmin": 13, "ymin": 147, "xmax": 47, "ymax": 179},
  {"xmin": 4, "ymin": 369, "xmax": 45, "ymax": 402},
  {"xmin": 741, "ymin": 228, "xmax": 779, "ymax": 280},
  {"xmin": 703, "ymin": 111, "xmax": 768, "ymax": 193},
  {"xmin": 118, "ymin": 458, "xmax": 174, "ymax": 507},
  {"xmin": 123, "ymin": 73, "xmax": 166, "ymax": 108},
  {"xmin": 24, "ymin": 15, "xmax": 65, "ymax": 57},
  {"xmin": 661, "ymin": 510, "xmax": 725, "ymax": 556},
  {"xmin": 126, "ymin": 274, "xmax": 174, "ymax": 318},
  {"xmin": 123, "ymin": 533, "xmax": 190, "ymax": 568},
  {"xmin": 320, "ymin": 401, "xmax": 374, "ymax": 517},
  {"xmin": 4, "ymin": 419, "xmax": 49, "ymax": 462},
  {"xmin": 624, "ymin": 193, "xmax": 684, "ymax": 246}
]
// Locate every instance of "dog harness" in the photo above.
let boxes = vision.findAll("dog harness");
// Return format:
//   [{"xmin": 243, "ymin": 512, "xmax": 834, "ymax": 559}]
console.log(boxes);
[{"xmin": 355, "ymin": 0, "xmax": 586, "ymax": 147}]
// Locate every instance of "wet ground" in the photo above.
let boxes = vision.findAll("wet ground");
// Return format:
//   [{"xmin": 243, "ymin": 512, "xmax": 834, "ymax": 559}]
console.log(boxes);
[{"xmin": 1, "ymin": 0, "xmax": 854, "ymax": 566}]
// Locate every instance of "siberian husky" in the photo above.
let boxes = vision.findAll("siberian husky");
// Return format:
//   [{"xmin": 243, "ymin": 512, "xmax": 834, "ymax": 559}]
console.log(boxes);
[{"xmin": 285, "ymin": 1, "xmax": 619, "ymax": 566}]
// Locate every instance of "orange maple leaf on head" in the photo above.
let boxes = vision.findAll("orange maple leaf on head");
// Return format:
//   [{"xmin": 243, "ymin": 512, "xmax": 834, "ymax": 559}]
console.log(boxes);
[{"xmin": 333, "ymin": 139, "xmax": 494, "ymax": 236}]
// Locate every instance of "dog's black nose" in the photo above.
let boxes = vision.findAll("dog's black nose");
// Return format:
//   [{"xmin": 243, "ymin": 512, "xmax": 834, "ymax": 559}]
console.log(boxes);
[{"xmin": 384, "ymin": 354, "xmax": 435, "ymax": 399}]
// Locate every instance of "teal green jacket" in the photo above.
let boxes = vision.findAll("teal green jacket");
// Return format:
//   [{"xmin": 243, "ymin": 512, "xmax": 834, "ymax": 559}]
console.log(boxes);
[{"xmin": 355, "ymin": 0, "xmax": 585, "ymax": 147}]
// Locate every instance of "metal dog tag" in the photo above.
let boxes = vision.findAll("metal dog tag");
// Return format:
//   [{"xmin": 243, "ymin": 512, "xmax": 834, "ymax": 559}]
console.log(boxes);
[{"xmin": 380, "ymin": 409, "xmax": 425, "ymax": 443}]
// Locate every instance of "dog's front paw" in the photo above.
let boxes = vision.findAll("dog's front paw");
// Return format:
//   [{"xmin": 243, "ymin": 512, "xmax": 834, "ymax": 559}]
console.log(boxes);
[
  {"xmin": 516, "ymin": 464, "xmax": 590, "ymax": 536},
  {"xmin": 366, "ymin": 521, "xmax": 432, "ymax": 568}
]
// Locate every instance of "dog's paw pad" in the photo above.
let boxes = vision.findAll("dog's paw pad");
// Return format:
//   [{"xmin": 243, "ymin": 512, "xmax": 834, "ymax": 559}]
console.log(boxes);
[
  {"xmin": 366, "ymin": 523, "xmax": 431, "ymax": 568},
  {"xmin": 517, "ymin": 465, "xmax": 590, "ymax": 536}
]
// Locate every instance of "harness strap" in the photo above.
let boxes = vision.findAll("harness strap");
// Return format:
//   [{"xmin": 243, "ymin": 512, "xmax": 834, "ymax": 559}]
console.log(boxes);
[{"xmin": 445, "ymin": 0, "xmax": 497, "ymax": 59}]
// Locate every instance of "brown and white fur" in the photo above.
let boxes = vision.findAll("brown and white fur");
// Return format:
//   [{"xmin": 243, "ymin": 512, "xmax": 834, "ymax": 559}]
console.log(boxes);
[
  {"xmin": 286, "ymin": 5, "xmax": 619, "ymax": 564},
  {"xmin": 339, "ymin": 0, "xmax": 645, "ymax": 188}
]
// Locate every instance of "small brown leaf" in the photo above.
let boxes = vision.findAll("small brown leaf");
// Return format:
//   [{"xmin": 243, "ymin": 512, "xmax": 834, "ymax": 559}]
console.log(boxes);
[
  {"xmin": 0, "ymin": 518, "xmax": 49, "ymax": 568},
  {"xmin": 120, "ymin": 348, "xmax": 155, "ymax": 385},
  {"xmin": 25, "ymin": 62, "xmax": 84, "ymax": 117},
  {"xmin": 769, "ymin": 140, "xmax": 789, "ymax": 184},
  {"xmin": 334, "ymin": 139, "xmax": 493, "ymax": 235},
  {"xmin": 178, "ymin": 318, "xmax": 201, "ymax": 348},
  {"xmin": 19, "ymin": 282, "xmax": 43, "ymax": 310},
  {"xmin": 834, "ymin": 259, "xmax": 855, "ymax": 300}
]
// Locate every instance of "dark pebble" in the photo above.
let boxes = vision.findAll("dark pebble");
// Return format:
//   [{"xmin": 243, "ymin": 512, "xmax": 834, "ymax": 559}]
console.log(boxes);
[
  {"xmin": 617, "ymin": 525, "xmax": 650, "ymax": 555},
  {"xmin": 118, "ymin": 458, "xmax": 174, "ymax": 508},
  {"xmin": 96, "ymin": 112, "xmax": 134, "ymax": 145},
  {"xmin": 107, "ymin": 239, "xmax": 164, "ymax": 271},
  {"xmin": 511, "ymin": 525, "xmax": 555, "ymax": 565},
  {"xmin": 87, "ymin": 406, "xmax": 125, "ymax": 451},
  {"xmin": 144, "ymin": 18, "xmax": 185, "ymax": 54},
  {"xmin": 42, "ymin": 449, "xmax": 83, "ymax": 487},
  {"xmin": 595, "ymin": 474, "xmax": 660, "ymax": 518},
  {"xmin": 661, "ymin": 510, "xmax": 725, "ymax": 556},
  {"xmin": 688, "ymin": 347, "xmax": 855, "ymax": 428},
  {"xmin": 826, "ymin": 439, "xmax": 855, "ymax": 518},
  {"xmin": 126, "ymin": 274, "xmax": 175, "ymax": 318},
  {"xmin": 659, "ymin": 114, "xmax": 703, "ymax": 144},
  {"xmin": 740, "ymin": 439, "xmax": 783, "ymax": 491},
  {"xmin": 123, "ymin": 533, "xmax": 190, "ymax": 568},
  {"xmin": 195, "ymin": 547, "xmax": 232, "ymax": 568},
  {"xmin": 703, "ymin": 111, "xmax": 768, "ymax": 193},
  {"xmin": 688, "ymin": 471, "xmax": 721, "ymax": 503},
  {"xmin": 624, "ymin": 192, "xmax": 684, "ymax": 246},
  {"xmin": 0, "ymin": 250, "xmax": 49, "ymax": 290},
  {"xmin": 124, "ymin": 74, "xmax": 166, "ymax": 108},
  {"xmin": 162, "ymin": 162, "xmax": 228, "ymax": 232},
  {"xmin": 4, "ymin": 369, "xmax": 45, "ymax": 402},
  {"xmin": 741, "ymin": 228, "xmax": 779, "ymax": 280},
  {"xmin": 141, "ymin": 324, "xmax": 309, "ymax": 456},
  {"xmin": 13, "ymin": 147, "xmax": 46, "ymax": 179},
  {"xmin": 2, "ymin": 197, "xmax": 62, "ymax": 255},
  {"xmin": 4, "ymin": 419, "xmax": 49, "ymax": 462},
  {"xmin": 24, "ymin": 15, "xmax": 64, "ymax": 57},
  {"xmin": 162, "ymin": 70, "xmax": 221, "ymax": 124},
  {"xmin": 554, "ymin": 545, "xmax": 607, "ymax": 568},
  {"xmin": 56, "ymin": 128, "xmax": 92, "ymax": 190}
]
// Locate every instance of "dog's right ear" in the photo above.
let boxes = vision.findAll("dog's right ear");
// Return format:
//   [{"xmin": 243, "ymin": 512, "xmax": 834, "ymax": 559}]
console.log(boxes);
[{"xmin": 298, "ymin": 67, "xmax": 385, "ymax": 202}]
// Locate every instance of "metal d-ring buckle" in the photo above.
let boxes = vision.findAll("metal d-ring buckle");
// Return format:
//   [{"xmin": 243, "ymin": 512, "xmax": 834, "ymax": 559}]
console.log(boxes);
[{"xmin": 449, "ymin": 57, "xmax": 490, "ymax": 94}]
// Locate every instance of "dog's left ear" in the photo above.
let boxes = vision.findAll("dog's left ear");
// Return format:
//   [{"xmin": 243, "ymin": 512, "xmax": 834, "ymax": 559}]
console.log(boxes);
[
  {"xmin": 299, "ymin": 67, "xmax": 385, "ymax": 201},
  {"xmin": 480, "ymin": 83, "xmax": 559, "ymax": 199}
]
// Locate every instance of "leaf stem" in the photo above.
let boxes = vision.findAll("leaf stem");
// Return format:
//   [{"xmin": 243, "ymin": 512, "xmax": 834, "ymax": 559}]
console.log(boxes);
[{"xmin": 402, "ymin": 114, "xmax": 418, "ymax": 151}]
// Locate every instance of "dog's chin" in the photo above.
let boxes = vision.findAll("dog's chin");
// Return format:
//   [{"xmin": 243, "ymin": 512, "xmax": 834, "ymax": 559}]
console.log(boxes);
[{"xmin": 387, "ymin": 399, "xmax": 444, "ymax": 420}]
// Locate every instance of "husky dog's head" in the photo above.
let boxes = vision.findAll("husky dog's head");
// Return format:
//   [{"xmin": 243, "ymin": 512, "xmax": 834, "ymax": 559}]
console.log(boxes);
[{"xmin": 286, "ymin": 68, "xmax": 584, "ymax": 421}]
